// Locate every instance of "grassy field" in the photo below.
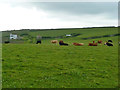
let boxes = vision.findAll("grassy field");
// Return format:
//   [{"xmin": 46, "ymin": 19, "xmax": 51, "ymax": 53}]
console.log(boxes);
[{"xmin": 2, "ymin": 27, "xmax": 119, "ymax": 88}]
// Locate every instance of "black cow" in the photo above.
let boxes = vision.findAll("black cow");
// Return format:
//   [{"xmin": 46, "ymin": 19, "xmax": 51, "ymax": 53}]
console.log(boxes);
[
  {"xmin": 104, "ymin": 42, "xmax": 113, "ymax": 46},
  {"xmin": 36, "ymin": 40, "xmax": 41, "ymax": 44},
  {"xmin": 59, "ymin": 43, "xmax": 68, "ymax": 46},
  {"xmin": 108, "ymin": 40, "xmax": 113, "ymax": 43},
  {"xmin": 4, "ymin": 41, "xmax": 10, "ymax": 44}
]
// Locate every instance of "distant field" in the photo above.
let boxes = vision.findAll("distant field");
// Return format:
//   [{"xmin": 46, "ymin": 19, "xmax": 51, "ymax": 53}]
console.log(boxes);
[
  {"xmin": 2, "ymin": 27, "xmax": 118, "ymax": 43},
  {"xmin": 2, "ymin": 27, "xmax": 119, "ymax": 88}
]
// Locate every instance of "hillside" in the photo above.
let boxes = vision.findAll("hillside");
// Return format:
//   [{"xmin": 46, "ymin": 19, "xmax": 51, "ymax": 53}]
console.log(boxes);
[{"xmin": 2, "ymin": 27, "xmax": 118, "ymax": 44}]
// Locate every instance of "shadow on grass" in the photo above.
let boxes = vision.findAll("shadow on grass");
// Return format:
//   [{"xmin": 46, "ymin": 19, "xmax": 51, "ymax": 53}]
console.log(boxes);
[{"xmin": 82, "ymin": 34, "xmax": 120, "ymax": 40}]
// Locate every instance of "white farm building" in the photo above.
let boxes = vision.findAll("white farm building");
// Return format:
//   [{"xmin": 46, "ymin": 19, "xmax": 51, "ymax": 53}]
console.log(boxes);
[
  {"xmin": 10, "ymin": 33, "xmax": 18, "ymax": 39},
  {"xmin": 66, "ymin": 34, "xmax": 71, "ymax": 36}
]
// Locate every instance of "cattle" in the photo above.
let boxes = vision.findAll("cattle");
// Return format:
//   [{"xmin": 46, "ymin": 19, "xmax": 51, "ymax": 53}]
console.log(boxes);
[
  {"xmin": 4, "ymin": 41, "xmax": 10, "ymax": 44},
  {"xmin": 36, "ymin": 40, "xmax": 41, "ymax": 44},
  {"xmin": 73, "ymin": 42, "xmax": 84, "ymax": 46},
  {"xmin": 59, "ymin": 40, "xmax": 68, "ymax": 46},
  {"xmin": 51, "ymin": 40, "xmax": 58, "ymax": 44},
  {"xmin": 104, "ymin": 42, "xmax": 113, "ymax": 46},
  {"xmin": 88, "ymin": 43, "xmax": 98, "ymax": 46},
  {"xmin": 88, "ymin": 41, "xmax": 98, "ymax": 46},
  {"xmin": 108, "ymin": 40, "xmax": 113, "ymax": 43},
  {"xmin": 98, "ymin": 40, "xmax": 102, "ymax": 44}
]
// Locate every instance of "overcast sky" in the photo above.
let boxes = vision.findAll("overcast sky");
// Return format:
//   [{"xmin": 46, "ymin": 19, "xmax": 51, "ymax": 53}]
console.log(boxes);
[{"xmin": 0, "ymin": 1, "xmax": 118, "ymax": 31}]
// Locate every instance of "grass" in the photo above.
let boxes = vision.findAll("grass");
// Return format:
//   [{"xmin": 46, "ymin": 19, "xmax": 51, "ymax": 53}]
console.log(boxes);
[
  {"xmin": 2, "ymin": 27, "xmax": 119, "ymax": 88},
  {"xmin": 2, "ymin": 27, "xmax": 118, "ymax": 41}
]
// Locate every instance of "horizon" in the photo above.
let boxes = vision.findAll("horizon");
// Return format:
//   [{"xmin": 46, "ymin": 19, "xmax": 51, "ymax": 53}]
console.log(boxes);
[{"xmin": 2, "ymin": 26, "xmax": 118, "ymax": 32}]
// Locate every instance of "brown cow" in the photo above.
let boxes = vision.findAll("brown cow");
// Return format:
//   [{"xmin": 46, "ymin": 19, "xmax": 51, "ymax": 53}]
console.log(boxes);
[
  {"xmin": 98, "ymin": 40, "xmax": 102, "ymax": 44},
  {"xmin": 51, "ymin": 40, "xmax": 58, "ymax": 44},
  {"xmin": 88, "ymin": 41, "xmax": 98, "ymax": 46},
  {"xmin": 73, "ymin": 42, "xmax": 84, "ymax": 46}
]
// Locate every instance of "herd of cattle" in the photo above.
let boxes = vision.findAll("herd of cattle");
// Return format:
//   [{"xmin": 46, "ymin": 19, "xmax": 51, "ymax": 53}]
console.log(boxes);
[
  {"xmin": 50, "ymin": 40, "xmax": 114, "ymax": 46},
  {"xmin": 4, "ymin": 39, "xmax": 114, "ymax": 46}
]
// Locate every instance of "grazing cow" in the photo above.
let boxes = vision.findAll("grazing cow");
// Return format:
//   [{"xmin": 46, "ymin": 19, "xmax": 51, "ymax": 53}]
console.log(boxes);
[
  {"xmin": 59, "ymin": 40, "xmax": 68, "ymax": 46},
  {"xmin": 104, "ymin": 42, "xmax": 113, "ymax": 46},
  {"xmin": 36, "ymin": 40, "xmax": 41, "ymax": 44},
  {"xmin": 51, "ymin": 40, "xmax": 58, "ymax": 44},
  {"xmin": 4, "ymin": 41, "xmax": 10, "ymax": 44},
  {"xmin": 88, "ymin": 41, "xmax": 98, "ymax": 46},
  {"xmin": 98, "ymin": 40, "xmax": 102, "ymax": 44},
  {"xmin": 73, "ymin": 42, "xmax": 84, "ymax": 46}
]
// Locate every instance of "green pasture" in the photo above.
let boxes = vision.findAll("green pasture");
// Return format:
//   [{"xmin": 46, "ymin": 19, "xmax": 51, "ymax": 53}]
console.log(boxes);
[
  {"xmin": 2, "ymin": 27, "xmax": 119, "ymax": 88},
  {"xmin": 2, "ymin": 27, "xmax": 118, "ymax": 42}
]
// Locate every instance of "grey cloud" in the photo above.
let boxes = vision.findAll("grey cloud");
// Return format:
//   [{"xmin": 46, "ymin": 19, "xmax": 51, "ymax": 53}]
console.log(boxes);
[
  {"xmin": 9, "ymin": 2, "xmax": 118, "ymax": 19},
  {"xmin": 31, "ymin": 2, "xmax": 117, "ymax": 18}
]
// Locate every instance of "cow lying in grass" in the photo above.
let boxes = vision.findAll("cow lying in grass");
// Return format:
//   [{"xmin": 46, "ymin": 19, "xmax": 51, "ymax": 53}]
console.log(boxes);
[
  {"xmin": 51, "ymin": 40, "xmax": 58, "ymax": 44},
  {"xmin": 73, "ymin": 42, "xmax": 84, "ymax": 46},
  {"xmin": 88, "ymin": 41, "xmax": 98, "ymax": 46},
  {"xmin": 108, "ymin": 40, "xmax": 113, "ymax": 43},
  {"xmin": 104, "ymin": 42, "xmax": 113, "ymax": 46},
  {"xmin": 98, "ymin": 40, "xmax": 102, "ymax": 44},
  {"xmin": 59, "ymin": 40, "xmax": 68, "ymax": 46}
]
